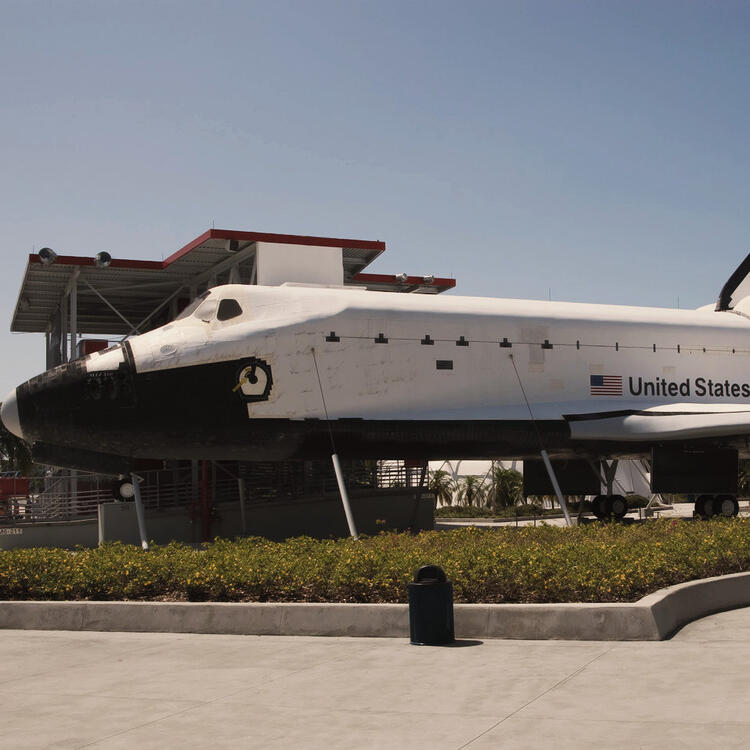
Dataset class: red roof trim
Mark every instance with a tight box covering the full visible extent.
[353,273,456,289]
[162,229,212,267]
[163,229,386,267]
[26,229,387,274]
[28,254,163,271]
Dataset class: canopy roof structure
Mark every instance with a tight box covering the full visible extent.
[10,228,455,366]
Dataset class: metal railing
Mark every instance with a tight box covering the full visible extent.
[0,460,427,525]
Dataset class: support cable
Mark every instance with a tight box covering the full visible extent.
[507,354,572,526]
[311,347,358,540]
[311,348,337,453]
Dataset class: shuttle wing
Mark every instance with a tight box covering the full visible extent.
[564,403,750,442]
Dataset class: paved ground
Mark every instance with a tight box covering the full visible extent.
[436,501,750,529]
[3,606,750,749]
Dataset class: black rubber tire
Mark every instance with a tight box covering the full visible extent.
[592,494,611,520]
[610,494,628,520]
[695,494,715,519]
[715,494,739,518]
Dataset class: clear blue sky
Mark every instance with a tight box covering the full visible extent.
[2,0,750,396]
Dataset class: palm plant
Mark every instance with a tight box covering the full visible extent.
[487,466,523,511]
[428,469,457,507]
[739,459,750,498]
[455,475,487,508]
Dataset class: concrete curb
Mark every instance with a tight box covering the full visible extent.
[1,571,749,640]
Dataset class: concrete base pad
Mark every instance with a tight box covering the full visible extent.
[2,571,750,640]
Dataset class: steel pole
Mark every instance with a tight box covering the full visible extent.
[332,453,358,540]
[541,450,572,527]
[131,474,150,551]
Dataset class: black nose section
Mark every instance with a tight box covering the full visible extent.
[0,388,23,440]
[16,358,135,448]
[16,361,89,445]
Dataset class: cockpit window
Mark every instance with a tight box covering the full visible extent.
[217,298,243,321]
[195,299,218,322]
[174,292,211,321]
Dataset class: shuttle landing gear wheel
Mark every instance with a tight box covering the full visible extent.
[592,495,611,520]
[715,495,739,518]
[695,495,716,519]
[610,494,628,520]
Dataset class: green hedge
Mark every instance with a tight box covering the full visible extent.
[435,505,496,518]
[1,519,750,603]
[435,503,550,518]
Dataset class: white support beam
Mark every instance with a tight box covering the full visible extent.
[69,268,79,359]
[60,293,68,363]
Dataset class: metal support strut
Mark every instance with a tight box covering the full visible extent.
[332,453,358,540]
[541,450,572,527]
[311,346,359,541]
[602,460,619,495]
[506,353,572,527]
[131,474,149,551]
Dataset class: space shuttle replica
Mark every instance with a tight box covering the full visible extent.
[3,236,750,521]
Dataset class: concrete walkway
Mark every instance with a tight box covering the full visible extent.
[435,501,750,529]
[3,607,750,748]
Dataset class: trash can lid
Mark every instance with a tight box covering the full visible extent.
[413,564,447,583]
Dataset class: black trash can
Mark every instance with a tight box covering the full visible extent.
[408,564,455,645]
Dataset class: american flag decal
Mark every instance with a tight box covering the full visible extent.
[590,375,623,396]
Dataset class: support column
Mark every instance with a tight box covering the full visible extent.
[409,462,428,534]
[238,478,247,535]
[69,269,79,360]
[541,450,572,526]
[60,294,68,363]
[332,454,358,539]
[70,469,78,518]
[191,460,199,499]
[48,311,62,368]
[131,474,150,551]
[602,460,619,495]
[201,460,210,543]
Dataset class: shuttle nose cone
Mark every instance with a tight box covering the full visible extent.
[1,389,24,441]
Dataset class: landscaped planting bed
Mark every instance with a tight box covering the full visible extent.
[1,519,749,603]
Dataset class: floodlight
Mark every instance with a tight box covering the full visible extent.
[423,274,434,285]
[396,272,408,283]
[38,247,57,265]
[118,481,135,499]
[95,251,112,268]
